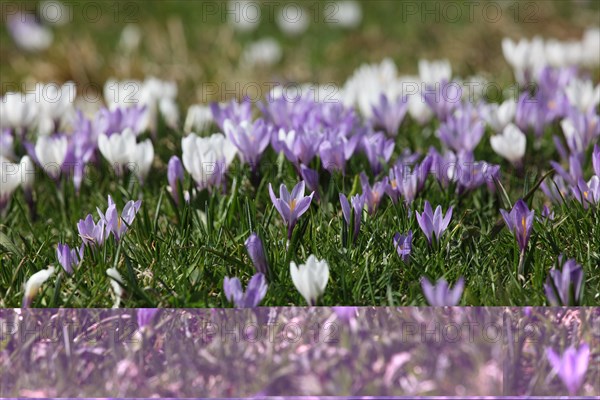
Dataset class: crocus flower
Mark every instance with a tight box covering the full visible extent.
[128,139,154,183]
[593,144,600,177]
[95,105,147,137]
[77,214,106,246]
[360,173,388,215]
[167,155,185,205]
[184,104,213,133]
[106,267,124,308]
[98,128,136,175]
[7,12,53,52]
[224,118,271,170]
[500,199,534,253]
[137,309,159,329]
[541,205,555,221]
[35,135,68,180]
[0,156,22,211]
[210,98,252,130]
[268,180,314,239]
[490,123,526,165]
[564,77,600,113]
[546,344,590,396]
[360,131,394,174]
[420,277,464,306]
[22,266,55,308]
[290,254,329,306]
[571,176,599,209]
[371,94,408,136]
[98,195,142,241]
[544,256,584,306]
[393,231,412,262]
[181,133,237,191]
[245,233,269,275]
[481,99,516,133]
[339,193,365,242]
[223,273,268,308]
[56,243,84,275]
[415,201,453,245]
[437,104,485,154]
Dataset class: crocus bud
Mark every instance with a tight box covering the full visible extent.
[245,232,268,275]
[167,155,184,205]
[22,266,55,308]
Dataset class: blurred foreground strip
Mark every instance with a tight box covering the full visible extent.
[0,308,598,398]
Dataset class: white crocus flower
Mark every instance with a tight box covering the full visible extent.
[276,5,309,36]
[106,268,124,308]
[328,1,362,29]
[184,105,213,134]
[98,128,137,174]
[20,155,35,193]
[181,133,237,190]
[0,156,22,210]
[490,123,526,165]
[241,38,282,68]
[290,255,330,306]
[128,139,154,183]
[228,0,261,33]
[407,94,433,125]
[0,92,38,132]
[22,266,55,307]
[35,135,67,179]
[564,78,600,113]
[418,59,452,85]
[35,82,76,136]
[7,13,53,52]
[483,100,517,133]
[158,97,179,130]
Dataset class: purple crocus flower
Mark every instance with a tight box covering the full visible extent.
[339,193,365,243]
[359,173,388,215]
[223,273,268,308]
[544,255,584,306]
[420,277,464,306]
[423,81,462,121]
[437,103,485,154]
[393,231,412,262]
[360,131,394,174]
[571,176,599,209]
[98,195,142,241]
[137,309,159,329]
[224,118,271,170]
[268,181,314,239]
[95,105,147,137]
[371,94,408,136]
[415,201,453,245]
[593,144,600,177]
[56,243,84,275]
[245,232,269,275]
[273,128,322,166]
[540,205,555,221]
[167,155,185,205]
[299,164,319,196]
[319,138,351,174]
[77,214,105,246]
[500,199,534,253]
[546,344,590,396]
[332,306,358,324]
[210,98,252,130]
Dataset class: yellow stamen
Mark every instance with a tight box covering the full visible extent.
[521,216,527,236]
[290,199,297,211]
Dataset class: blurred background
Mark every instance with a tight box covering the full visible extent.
[1,0,599,106]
